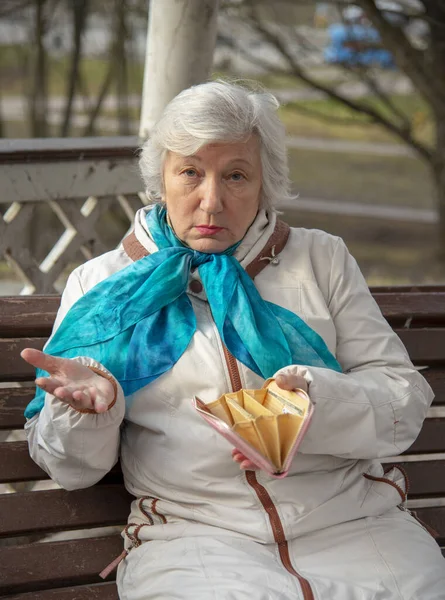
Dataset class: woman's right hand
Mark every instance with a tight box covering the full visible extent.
[21,348,115,413]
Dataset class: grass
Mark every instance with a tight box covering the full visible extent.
[288,147,434,209]
[279,94,433,146]
[282,209,445,285]
[0,45,145,98]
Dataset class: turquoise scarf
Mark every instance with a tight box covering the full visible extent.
[25,205,341,418]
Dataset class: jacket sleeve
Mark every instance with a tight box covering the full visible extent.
[275,238,434,460]
[25,270,125,490]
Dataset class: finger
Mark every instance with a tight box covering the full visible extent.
[239,459,259,470]
[91,387,109,414]
[72,389,94,406]
[53,386,75,403]
[232,450,248,463]
[232,453,245,464]
[35,377,64,394]
[275,373,308,393]
[21,348,64,376]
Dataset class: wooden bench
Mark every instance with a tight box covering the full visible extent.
[1,289,444,598]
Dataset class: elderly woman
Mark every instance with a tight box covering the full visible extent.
[22,81,444,599]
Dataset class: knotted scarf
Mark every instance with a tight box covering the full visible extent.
[25,205,341,418]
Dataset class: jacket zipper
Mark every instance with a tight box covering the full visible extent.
[222,343,242,392]
[222,344,314,600]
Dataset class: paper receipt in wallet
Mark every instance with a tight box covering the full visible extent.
[192,378,313,478]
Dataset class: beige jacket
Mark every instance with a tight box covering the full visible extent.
[26,207,433,548]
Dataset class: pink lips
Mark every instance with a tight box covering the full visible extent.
[195,226,224,235]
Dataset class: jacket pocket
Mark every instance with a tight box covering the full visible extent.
[363,464,408,504]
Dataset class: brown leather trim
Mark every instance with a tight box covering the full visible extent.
[138,498,155,525]
[121,218,291,281]
[139,496,168,525]
[222,344,243,392]
[363,466,407,503]
[384,463,410,496]
[122,231,149,261]
[73,366,118,414]
[222,347,314,599]
[245,471,314,600]
[245,219,290,279]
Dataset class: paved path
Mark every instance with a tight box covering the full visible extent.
[286,136,414,156]
[279,196,436,223]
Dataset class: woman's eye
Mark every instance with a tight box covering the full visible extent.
[230,172,244,181]
[182,169,197,177]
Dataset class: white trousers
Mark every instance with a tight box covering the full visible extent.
[117,508,445,599]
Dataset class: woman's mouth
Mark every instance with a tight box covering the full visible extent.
[195,225,224,235]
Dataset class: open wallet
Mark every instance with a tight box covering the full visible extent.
[193,378,313,478]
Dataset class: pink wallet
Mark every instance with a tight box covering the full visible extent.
[193,378,313,478]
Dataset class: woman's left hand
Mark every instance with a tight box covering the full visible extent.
[232,372,309,470]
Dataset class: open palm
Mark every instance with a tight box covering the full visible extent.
[21,348,115,413]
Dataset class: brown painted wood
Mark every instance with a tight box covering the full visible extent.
[401,461,445,497]
[373,291,445,323]
[370,286,445,293]
[0,338,46,381]
[5,583,118,600]
[423,368,445,406]
[0,535,124,595]
[0,485,133,538]
[0,136,139,164]
[0,296,60,337]
[0,442,49,483]
[414,506,445,543]
[394,329,445,364]
[0,442,124,485]
[404,419,445,454]
[0,387,35,429]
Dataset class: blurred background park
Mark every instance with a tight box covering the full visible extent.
[1,0,445,294]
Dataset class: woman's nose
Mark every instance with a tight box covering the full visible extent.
[200,177,223,214]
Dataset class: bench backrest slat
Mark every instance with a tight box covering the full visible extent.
[0,338,46,381]
[0,486,132,538]
[3,582,119,600]
[0,535,123,596]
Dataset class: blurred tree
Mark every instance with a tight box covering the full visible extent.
[60,0,90,136]
[223,0,445,254]
[29,0,50,136]
[115,0,130,135]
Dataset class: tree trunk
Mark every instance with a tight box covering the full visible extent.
[432,115,445,258]
[0,94,4,138]
[139,0,220,139]
[83,62,114,136]
[29,0,48,137]
[115,0,130,135]
[60,0,89,137]
[424,2,445,257]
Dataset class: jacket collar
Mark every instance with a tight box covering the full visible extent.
[123,206,289,279]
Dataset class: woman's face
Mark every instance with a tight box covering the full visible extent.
[162,137,262,253]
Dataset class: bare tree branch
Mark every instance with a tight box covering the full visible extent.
[349,66,411,131]
[356,0,445,111]
[283,102,374,127]
[243,9,432,162]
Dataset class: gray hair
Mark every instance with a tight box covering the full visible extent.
[139,80,291,209]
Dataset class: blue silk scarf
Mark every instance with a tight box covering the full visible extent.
[25,205,341,418]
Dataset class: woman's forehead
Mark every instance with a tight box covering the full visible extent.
[168,137,261,165]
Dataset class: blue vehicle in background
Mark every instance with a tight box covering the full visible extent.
[324,23,395,68]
